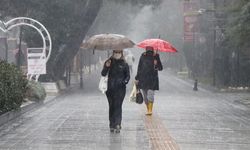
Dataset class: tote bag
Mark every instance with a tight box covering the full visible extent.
[98,75,108,94]
[129,83,137,102]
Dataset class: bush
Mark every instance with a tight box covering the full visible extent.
[26,80,46,102]
[0,61,27,115]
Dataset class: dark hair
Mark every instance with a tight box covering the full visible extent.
[146,46,154,51]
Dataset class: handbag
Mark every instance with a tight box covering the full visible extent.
[136,88,143,104]
[98,75,108,94]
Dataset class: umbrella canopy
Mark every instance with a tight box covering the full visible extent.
[137,39,177,53]
[81,34,135,50]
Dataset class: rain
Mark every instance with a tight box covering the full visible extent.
[0,0,250,149]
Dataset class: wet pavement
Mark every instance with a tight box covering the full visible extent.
[0,70,250,150]
[156,71,250,150]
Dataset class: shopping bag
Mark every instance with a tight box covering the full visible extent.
[98,75,108,94]
[129,84,137,102]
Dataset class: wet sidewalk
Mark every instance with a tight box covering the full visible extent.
[155,70,250,150]
[0,92,150,150]
[0,70,152,150]
[0,70,250,150]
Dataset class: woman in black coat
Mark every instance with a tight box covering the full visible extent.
[135,46,163,115]
[101,49,130,133]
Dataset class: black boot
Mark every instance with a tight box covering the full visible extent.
[110,128,115,133]
[114,125,121,133]
[110,123,115,133]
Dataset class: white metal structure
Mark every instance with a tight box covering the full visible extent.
[0,17,52,81]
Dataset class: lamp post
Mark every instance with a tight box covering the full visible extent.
[185,7,220,86]
[196,8,218,86]
[183,9,199,80]
[80,48,83,89]
[17,26,23,69]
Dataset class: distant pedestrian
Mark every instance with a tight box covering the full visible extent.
[135,46,163,115]
[124,50,135,73]
[101,49,130,133]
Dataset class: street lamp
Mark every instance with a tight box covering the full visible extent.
[196,8,218,86]
[184,7,222,86]
[197,8,206,15]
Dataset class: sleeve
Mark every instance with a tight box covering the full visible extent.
[123,63,130,84]
[101,59,110,76]
[155,54,163,71]
[135,55,143,80]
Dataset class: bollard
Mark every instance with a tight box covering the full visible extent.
[193,79,198,91]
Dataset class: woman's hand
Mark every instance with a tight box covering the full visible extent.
[154,60,158,65]
[105,59,111,67]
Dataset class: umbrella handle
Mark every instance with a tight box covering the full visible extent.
[107,50,110,58]
[158,35,160,53]
[92,46,96,55]
[154,49,158,56]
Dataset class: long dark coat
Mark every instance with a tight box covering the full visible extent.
[135,52,163,90]
[101,58,130,90]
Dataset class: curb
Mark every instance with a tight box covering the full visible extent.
[180,76,219,92]
[167,69,250,94]
[0,85,74,127]
[0,95,57,127]
[163,69,218,92]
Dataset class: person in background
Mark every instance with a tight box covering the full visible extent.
[124,50,135,74]
[101,49,130,133]
[135,46,163,115]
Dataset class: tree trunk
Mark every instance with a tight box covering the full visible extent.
[50,0,103,80]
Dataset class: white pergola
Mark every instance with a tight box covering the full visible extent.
[0,17,52,81]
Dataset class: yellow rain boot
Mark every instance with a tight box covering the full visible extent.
[145,103,149,115]
[146,102,153,115]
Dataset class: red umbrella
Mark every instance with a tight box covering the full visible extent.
[137,39,177,53]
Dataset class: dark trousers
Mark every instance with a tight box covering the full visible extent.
[106,87,126,128]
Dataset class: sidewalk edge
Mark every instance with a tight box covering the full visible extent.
[0,93,60,127]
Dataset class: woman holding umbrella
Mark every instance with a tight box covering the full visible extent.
[135,46,163,115]
[135,38,177,115]
[83,33,134,132]
[101,49,130,133]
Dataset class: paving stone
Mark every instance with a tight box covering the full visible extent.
[1,70,250,150]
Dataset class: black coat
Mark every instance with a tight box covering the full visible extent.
[101,58,130,90]
[135,53,163,90]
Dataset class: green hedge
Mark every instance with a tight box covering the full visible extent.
[0,61,27,115]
